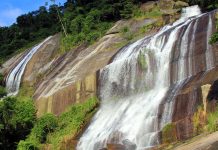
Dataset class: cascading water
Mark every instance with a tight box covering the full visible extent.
[6,37,51,96]
[77,6,215,150]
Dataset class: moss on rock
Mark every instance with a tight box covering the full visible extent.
[162,123,177,144]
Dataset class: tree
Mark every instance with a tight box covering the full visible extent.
[0,97,36,150]
[50,0,68,37]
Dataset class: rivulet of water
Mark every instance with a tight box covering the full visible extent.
[6,37,51,96]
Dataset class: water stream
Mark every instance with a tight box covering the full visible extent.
[6,37,51,96]
[77,6,214,150]
[77,6,215,150]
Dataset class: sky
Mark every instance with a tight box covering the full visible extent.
[0,0,66,27]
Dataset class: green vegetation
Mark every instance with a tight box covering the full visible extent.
[162,123,177,144]
[0,5,61,62]
[193,105,205,135]
[210,17,218,44]
[0,87,7,98]
[17,84,35,100]
[18,97,99,150]
[120,26,134,41]
[0,0,149,58]
[0,0,217,59]
[59,0,138,53]
[210,33,218,44]
[0,73,7,98]
[133,6,162,19]
[188,0,218,11]
[140,24,153,34]
[0,97,36,150]
[207,107,218,132]
[18,113,58,149]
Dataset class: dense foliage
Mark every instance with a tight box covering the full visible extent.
[18,114,58,150]
[0,97,36,150]
[0,0,218,58]
[0,5,61,62]
[18,97,99,150]
[0,0,147,59]
[188,0,218,10]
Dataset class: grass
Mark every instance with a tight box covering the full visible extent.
[207,107,218,132]
[133,6,162,20]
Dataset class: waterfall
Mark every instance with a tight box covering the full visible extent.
[77,6,214,150]
[6,37,51,96]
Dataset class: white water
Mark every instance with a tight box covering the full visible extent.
[77,6,213,150]
[6,37,51,96]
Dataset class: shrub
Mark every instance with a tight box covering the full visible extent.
[210,32,218,44]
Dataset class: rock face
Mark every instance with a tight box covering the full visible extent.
[34,34,125,116]
[3,13,158,116]
[1,35,60,85]
[0,52,25,76]
[23,34,60,85]
[34,18,156,116]
[170,11,218,140]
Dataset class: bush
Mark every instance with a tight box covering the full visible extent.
[210,32,218,44]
